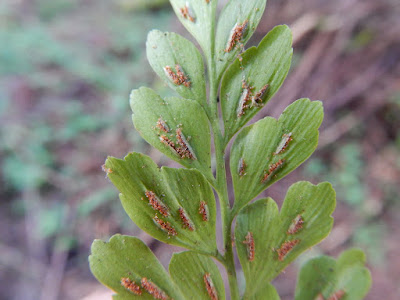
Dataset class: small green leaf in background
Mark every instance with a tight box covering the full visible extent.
[131,87,213,180]
[221,25,293,141]
[168,0,217,55]
[146,30,207,106]
[235,181,336,297]
[89,235,184,300]
[104,152,217,254]
[215,0,267,80]
[295,249,372,300]
[231,99,323,212]
[170,251,226,299]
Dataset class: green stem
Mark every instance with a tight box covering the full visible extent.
[214,133,239,300]
[207,57,240,300]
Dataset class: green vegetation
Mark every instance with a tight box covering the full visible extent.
[89,1,371,299]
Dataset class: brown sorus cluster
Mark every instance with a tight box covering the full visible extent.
[276,239,300,261]
[178,207,194,231]
[160,129,196,160]
[203,273,218,300]
[273,133,293,155]
[251,84,269,107]
[175,65,191,87]
[261,159,285,183]
[160,135,182,157]
[160,135,177,151]
[205,0,211,3]
[164,65,175,82]
[199,201,209,221]
[156,117,170,133]
[153,216,177,236]
[327,290,346,300]
[180,5,195,22]
[237,80,254,117]
[287,214,304,235]
[164,65,191,87]
[145,191,169,217]
[225,20,249,52]
[176,128,196,159]
[101,164,112,174]
[121,277,142,295]
[238,81,270,116]
[238,157,247,177]
[242,232,255,261]
[141,278,169,300]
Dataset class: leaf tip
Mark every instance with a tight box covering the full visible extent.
[276,24,293,41]
[147,29,162,40]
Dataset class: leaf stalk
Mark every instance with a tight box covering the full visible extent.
[207,47,240,300]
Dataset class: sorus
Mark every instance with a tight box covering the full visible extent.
[261,159,285,183]
[287,214,304,235]
[178,207,194,231]
[153,215,177,236]
[225,20,249,53]
[163,65,191,87]
[120,277,142,295]
[156,117,170,133]
[238,157,247,177]
[145,191,169,217]
[242,232,255,262]
[237,79,253,117]
[276,239,300,261]
[176,128,196,160]
[160,135,181,157]
[175,65,191,87]
[180,3,195,22]
[199,201,209,221]
[203,273,218,300]
[273,133,293,155]
[251,84,269,107]
[141,278,169,300]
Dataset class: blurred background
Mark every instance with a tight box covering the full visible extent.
[0,0,399,299]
